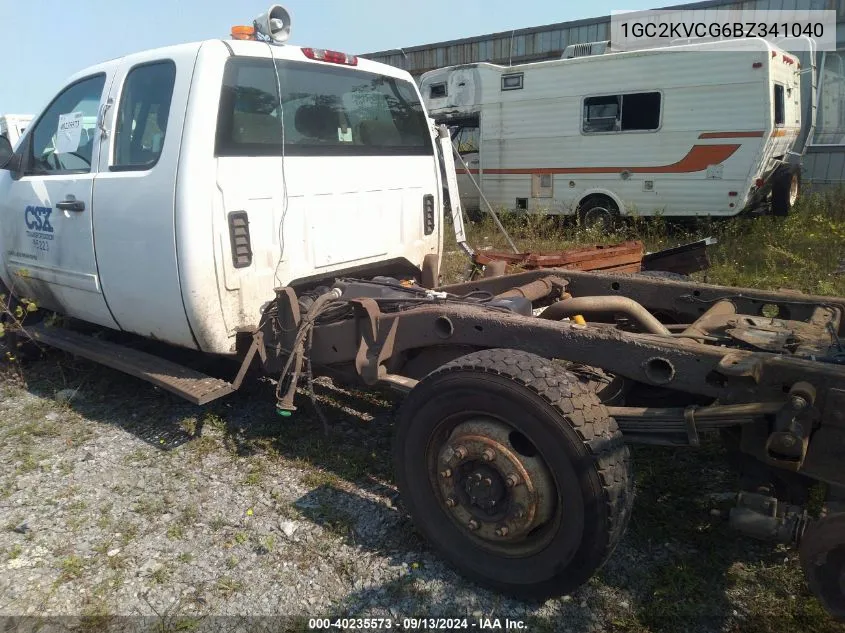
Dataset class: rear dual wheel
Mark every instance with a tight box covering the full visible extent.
[393,349,633,598]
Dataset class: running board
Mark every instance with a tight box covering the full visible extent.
[22,324,264,406]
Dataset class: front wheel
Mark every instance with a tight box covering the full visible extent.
[393,349,633,599]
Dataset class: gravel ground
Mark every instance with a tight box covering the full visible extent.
[0,348,842,633]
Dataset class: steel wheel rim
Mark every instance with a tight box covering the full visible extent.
[428,415,560,557]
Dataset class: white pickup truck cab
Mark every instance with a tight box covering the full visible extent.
[0,17,442,355]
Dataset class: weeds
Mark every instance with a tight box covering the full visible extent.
[446,192,845,297]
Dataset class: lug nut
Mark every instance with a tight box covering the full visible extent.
[453,445,468,460]
[483,477,492,486]
[440,469,452,479]
[445,497,457,508]
[495,526,509,537]
[506,474,521,488]
[790,396,808,411]
[467,519,479,531]
[482,448,496,462]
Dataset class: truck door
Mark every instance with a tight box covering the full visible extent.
[92,48,198,348]
[0,72,119,328]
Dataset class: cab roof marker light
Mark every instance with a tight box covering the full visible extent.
[302,48,358,66]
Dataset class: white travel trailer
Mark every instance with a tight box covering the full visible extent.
[420,38,804,226]
[0,114,33,148]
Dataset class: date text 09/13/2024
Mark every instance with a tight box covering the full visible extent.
[307,617,528,630]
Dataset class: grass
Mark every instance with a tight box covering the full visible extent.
[59,555,85,581]
[444,191,845,296]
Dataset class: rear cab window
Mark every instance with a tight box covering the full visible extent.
[215,57,433,157]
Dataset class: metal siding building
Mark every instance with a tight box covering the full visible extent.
[362,0,845,191]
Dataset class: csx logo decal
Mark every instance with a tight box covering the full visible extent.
[25,206,54,233]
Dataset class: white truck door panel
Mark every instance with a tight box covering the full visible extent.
[93,47,200,348]
[0,73,119,327]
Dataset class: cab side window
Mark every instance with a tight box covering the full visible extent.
[113,61,176,171]
[27,74,106,175]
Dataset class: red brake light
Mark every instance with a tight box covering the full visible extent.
[755,178,764,188]
[752,62,763,69]
[302,47,358,66]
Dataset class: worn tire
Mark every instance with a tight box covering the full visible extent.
[771,171,800,217]
[559,361,629,406]
[393,349,633,599]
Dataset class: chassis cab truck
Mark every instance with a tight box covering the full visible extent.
[1,9,845,619]
[0,18,441,354]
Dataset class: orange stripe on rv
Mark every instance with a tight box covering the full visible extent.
[698,131,765,139]
[465,144,742,176]
[770,129,798,138]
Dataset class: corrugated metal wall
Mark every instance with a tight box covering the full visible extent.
[362,0,845,191]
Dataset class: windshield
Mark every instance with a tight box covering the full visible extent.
[216,57,433,157]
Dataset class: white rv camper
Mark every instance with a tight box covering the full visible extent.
[0,114,33,148]
[420,38,803,225]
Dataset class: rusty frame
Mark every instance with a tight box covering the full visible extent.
[259,268,845,488]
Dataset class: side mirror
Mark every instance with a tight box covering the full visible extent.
[0,135,13,170]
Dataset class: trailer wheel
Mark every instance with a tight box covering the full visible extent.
[578,196,619,232]
[393,349,633,599]
[800,513,845,621]
[771,171,800,217]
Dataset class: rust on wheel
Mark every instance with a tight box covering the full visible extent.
[434,419,556,549]
[394,349,633,599]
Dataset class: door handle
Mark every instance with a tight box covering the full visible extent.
[56,197,85,212]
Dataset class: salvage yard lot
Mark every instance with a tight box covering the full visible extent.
[2,194,845,633]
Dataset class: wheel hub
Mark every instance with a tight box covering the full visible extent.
[436,419,555,545]
[463,465,506,512]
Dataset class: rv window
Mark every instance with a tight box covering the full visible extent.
[429,83,447,99]
[583,96,620,133]
[501,74,524,91]
[583,92,661,133]
[620,92,661,131]
[774,84,785,126]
